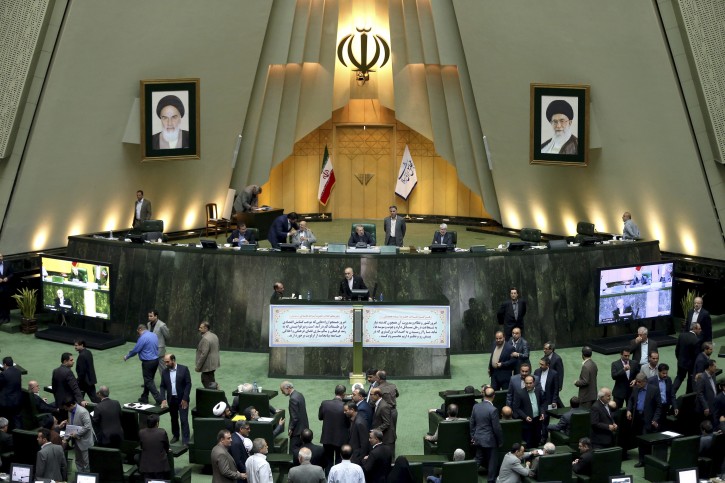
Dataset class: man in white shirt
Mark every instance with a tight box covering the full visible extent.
[245,437,273,483]
[621,212,641,240]
[328,444,365,483]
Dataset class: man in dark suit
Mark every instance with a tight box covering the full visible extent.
[369,388,396,455]
[543,341,565,407]
[648,363,677,429]
[509,327,530,374]
[348,224,376,247]
[513,375,546,448]
[227,222,256,246]
[497,287,527,339]
[470,386,503,483]
[0,253,13,323]
[160,353,192,445]
[74,340,100,403]
[383,205,406,246]
[53,289,74,314]
[267,212,299,249]
[230,420,252,480]
[138,413,171,480]
[629,326,658,367]
[292,428,326,468]
[611,349,638,409]
[431,223,455,247]
[627,373,662,467]
[132,190,152,228]
[612,298,634,322]
[0,357,22,429]
[344,402,370,465]
[574,347,598,409]
[589,387,617,449]
[351,388,373,430]
[674,322,701,395]
[281,380,309,455]
[506,363,535,407]
[318,384,348,468]
[489,331,516,390]
[693,341,714,380]
[548,396,584,435]
[51,352,86,410]
[685,296,712,343]
[534,357,559,442]
[35,428,66,482]
[91,385,123,448]
[362,429,393,483]
[339,267,368,300]
[27,380,58,427]
[695,359,718,424]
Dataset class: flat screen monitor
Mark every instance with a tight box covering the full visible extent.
[676,468,698,483]
[350,289,369,301]
[609,476,633,483]
[9,463,33,482]
[596,261,674,326]
[200,239,218,249]
[279,243,297,252]
[76,473,100,483]
[41,255,112,321]
[429,244,449,253]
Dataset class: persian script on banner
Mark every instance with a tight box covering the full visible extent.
[363,306,450,348]
[269,305,353,347]
[394,144,418,200]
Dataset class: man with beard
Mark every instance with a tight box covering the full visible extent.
[132,190,152,228]
[151,94,190,150]
[540,99,578,155]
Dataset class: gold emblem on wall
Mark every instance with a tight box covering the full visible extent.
[337,27,390,85]
[354,173,375,185]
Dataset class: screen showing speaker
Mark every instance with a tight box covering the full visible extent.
[596,261,673,326]
[40,255,112,321]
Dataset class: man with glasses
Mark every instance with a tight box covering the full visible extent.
[540,99,578,155]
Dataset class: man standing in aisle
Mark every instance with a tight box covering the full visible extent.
[383,205,406,246]
[123,324,162,404]
[74,340,100,403]
[497,287,527,339]
[470,385,502,483]
[195,321,220,388]
[147,309,170,373]
[281,381,309,455]
[574,346,598,409]
[160,354,192,446]
[132,190,152,228]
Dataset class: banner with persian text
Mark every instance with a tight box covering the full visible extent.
[269,305,354,347]
[363,306,450,348]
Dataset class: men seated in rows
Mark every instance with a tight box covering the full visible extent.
[547,397,583,435]
[348,224,375,247]
[227,223,256,246]
[291,220,317,249]
[571,437,593,476]
[489,331,516,390]
[512,375,546,448]
[627,373,662,467]
[424,404,464,443]
[289,446,326,482]
[344,402,370,465]
[328,444,365,483]
[611,348,638,409]
[431,223,454,247]
[362,429,392,483]
[241,405,285,437]
[369,388,396,454]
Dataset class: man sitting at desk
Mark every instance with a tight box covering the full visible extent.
[54,289,74,313]
[612,299,633,321]
[291,221,317,249]
[227,223,256,246]
[432,223,454,247]
[348,225,375,247]
[339,267,367,300]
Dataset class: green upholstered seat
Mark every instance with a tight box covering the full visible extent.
[9,429,40,465]
[440,460,478,481]
[423,419,471,459]
[191,387,227,418]
[88,446,138,483]
[249,409,288,453]
[350,223,377,244]
[550,411,591,451]
[235,391,270,416]
[497,419,524,465]
[575,447,622,483]
[187,417,228,466]
[524,452,574,483]
[643,435,700,482]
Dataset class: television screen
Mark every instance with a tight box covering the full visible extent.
[596,261,673,326]
[76,473,99,483]
[676,468,698,483]
[40,255,111,321]
[9,463,32,482]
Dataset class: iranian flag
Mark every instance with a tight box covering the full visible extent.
[317,145,336,205]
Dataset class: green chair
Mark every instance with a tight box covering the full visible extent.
[492,390,507,412]
[497,419,524,466]
[643,435,700,482]
[267,453,294,483]
[440,460,478,481]
[168,451,193,483]
[19,388,50,430]
[428,410,444,435]
[423,419,471,459]
[9,429,40,465]
[236,391,271,416]
[88,446,138,483]
[188,417,228,466]
[350,223,377,244]
[249,409,288,453]
[408,461,423,482]
[439,392,477,418]
[550,411,591,451]
[575,447,622,483]
[246,227,260,243]
[120,408,140,463]
[191,387,227,418]
[524,452,574,483]
[669,393,698,436]
[699,431,725,478]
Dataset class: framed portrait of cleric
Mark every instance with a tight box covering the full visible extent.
[140,78,200,161]
[530,83,589,166]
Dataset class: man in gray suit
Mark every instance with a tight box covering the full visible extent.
[234,185,262,213]
[470,385,503,483]
[35,428,66,481]
[498,443,534,483]
[195,321,220,388]
[62,399,94,472]
[132,190,152,228]
[383,205,406,246]
[574,346,598,409]
[147,309,170,372]
[288,447,326,483]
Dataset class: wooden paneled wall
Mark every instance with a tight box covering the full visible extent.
[259,100,489,218]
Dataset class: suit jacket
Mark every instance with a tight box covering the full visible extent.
[509,336,530,371]
[318,397,348,447]
[629,338,658,366]
[132,198,152,226]
[92,397,124,447]
[75,348,97,386]
[227,229,257,246]
[339,275,367,300]
[35,442,67,481]
[627,383,661,432]
[160,363,192,402]
[356,400,373,431]
[235,185,259,213]
[348,231,375,247]
[431,232,454,246]
[498,451,532,483]
[470,400,502,448]
[196,331,220,372]
[139,426,170,473]
[288,463,326,483]
[541,134,578,155]
[32,391,58,414]
[506,374,539,407]
[513,386,545,421]
[289,390,309,437]
[383,216,406,246]
[572,449,593,475]
[69,404,95,450]
[547,352,565,396]
[230,431,250,476]
[0,365,22,409]
[648,376,677,413]
[695,371,717,415]
[497,299,527,334]
[51,364,84,405]
[575,359,598,403]
[362,443,393,483]
[348,415,370,464]
[686,308,712,342]
[212,443,243,483]
[293,442,326,468]
[148,319,170,355]
[376,381,398,408]
[589,400,615,447]
[268,214,297,248]
[548,408,587,435]
[693,352,710,377]
[489,342,517,388]
[533,368,559,407]
[612,306,634,321]
[290,229,316,248]
[610,358,639,404]
[675,331,700,370]
[371,398,396,444]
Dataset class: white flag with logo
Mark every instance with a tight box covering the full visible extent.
[395,144,418,200]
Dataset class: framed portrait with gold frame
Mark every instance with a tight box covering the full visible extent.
[530,83,589,166]
[140,78,200,161]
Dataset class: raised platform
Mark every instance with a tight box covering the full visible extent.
[35,324,126,350]
[589,329,677,355]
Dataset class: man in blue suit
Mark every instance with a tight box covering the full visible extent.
[471,386,503,483]
[160,353,192,446]
[267,212,299,248]
[351,387,373,430]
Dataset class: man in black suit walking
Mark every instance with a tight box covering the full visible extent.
[685,297,712,343]
[159,353,192,445]
[362,429,393,483]
[281,380,309,455]
[497,287,527,339]
[92,385,124,448]
[74,340,100,403]
[344,402,370,465]
[674,323,701,395]
[318,384,348,469]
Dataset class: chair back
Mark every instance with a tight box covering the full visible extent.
[535,452,574,483]
[19,389,44,429]
[589,447,623,483]
[10,429,40,465]
[672,393,698,435]
[568,411,592,447]
[206,203,218,221]
[449,231,458,245]
[193,388,226,418]
[120,408,141,463]
[236,391,270,416]
[441,392,477,418]
[88,446,126,483]
[440,460,478,481]
[492,390,507,412]
[498,419,523,463]
[188,418,228,465]
[520,228,542,243]
[434,420,471,459]
[667,436,700,473]
[246,227,260,241]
